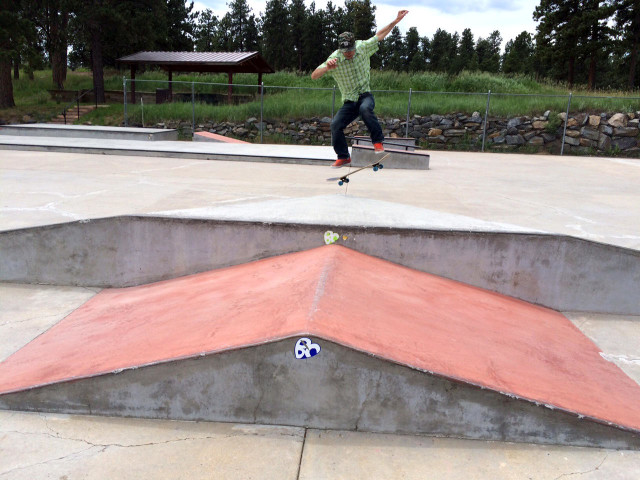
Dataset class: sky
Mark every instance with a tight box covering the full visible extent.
[192,0,540,47]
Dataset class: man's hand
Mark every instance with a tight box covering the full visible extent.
[326,58,338,71]
[396,10,409,22]
[376,10,409,41]
[311,58,338,80]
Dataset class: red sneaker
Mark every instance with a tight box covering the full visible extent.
[373,142,385,154]
[331,157,351,168]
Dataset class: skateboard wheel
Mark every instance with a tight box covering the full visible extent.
[345,178,350,183]
[379,164,384,169]
[338,180,344,186]
[373,166,378,172]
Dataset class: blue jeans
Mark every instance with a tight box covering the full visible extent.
[331,92,384,159]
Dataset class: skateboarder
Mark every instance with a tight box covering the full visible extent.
[311,10,409,168]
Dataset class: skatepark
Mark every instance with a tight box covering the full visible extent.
[1,124,640,478]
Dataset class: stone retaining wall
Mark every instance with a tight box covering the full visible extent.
[163,110,640,156]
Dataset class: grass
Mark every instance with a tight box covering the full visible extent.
[3,68,640,127]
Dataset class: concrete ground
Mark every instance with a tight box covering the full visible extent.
[1,147,640,478]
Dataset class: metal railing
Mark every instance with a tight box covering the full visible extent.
[122,77,640,155]
[60,88,97,125]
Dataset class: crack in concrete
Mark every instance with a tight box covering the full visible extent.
[354,370,382,432]
[553,453,609,480]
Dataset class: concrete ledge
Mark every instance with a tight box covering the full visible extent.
[193,131,250,143]
[351,145,430,169]
[1,216,639,314]
[0,124,178,141]
[1,338,638,449]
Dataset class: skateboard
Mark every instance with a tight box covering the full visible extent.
[326,153,390,186]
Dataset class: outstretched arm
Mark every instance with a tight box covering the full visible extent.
[376,10,409,41]
[311,58,338,80]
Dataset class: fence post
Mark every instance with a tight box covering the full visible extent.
[141,97,144,127]
[260,82,265,144]
[405,88,412,138]
[191,81,195,135]
[331,86,336,119]
[560,92,573,156]
[481,90,491,152]
[123,77,128,127]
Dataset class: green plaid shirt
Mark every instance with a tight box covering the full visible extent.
[320,36,379,103]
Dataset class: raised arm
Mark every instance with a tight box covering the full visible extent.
[376,10,409,41]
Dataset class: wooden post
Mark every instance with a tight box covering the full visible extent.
[228,72,233,104]
[130,65,136,104]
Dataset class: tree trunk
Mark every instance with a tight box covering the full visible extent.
[50,9,69,89]
[91,28,105,104]
[587,54,596,90]
[0,58,16,108]
[567,56,575,89]
[13,56,19,80]
[629,10,640,89]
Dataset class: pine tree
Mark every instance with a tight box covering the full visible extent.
[613,0,640,89]
[262,0,290,69]
[455,28,477,73]
[430,29,455,73]
[502,31,534,75]
[194,9,219,52]
[405,27,423,72]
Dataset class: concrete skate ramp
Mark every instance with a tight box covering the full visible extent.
[1,246,639,449]
[0,124,178,141]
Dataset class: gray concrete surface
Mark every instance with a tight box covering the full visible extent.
[2,214,639,313]
[3,337,638,449]
[2,145,640,477]
[0,284,639,477]
[0,124,178,141]
[1,149,638,250]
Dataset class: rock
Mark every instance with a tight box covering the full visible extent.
[588,115,601,127]
[613,127,639,137]
[564,136,580,146]
[565,130,580,138]
[543,110,551,119]
[580,127,600,141]
[443,129,466,137]
[612,137,637,150]
[608,113,627,127]
[528,136,545,146]
[320,116,332,124]
[600,125,614,136]
[542,133,556,142]
[428,128,443,137]
[532,121,548,129]
[580,138,597,148]
[567,118,579,127]
[506,134,525,145]
[507,117,522,128]
[558,112,567,121]
[246,117,258,123]
[598,135,611,151]
[492,136,506,144]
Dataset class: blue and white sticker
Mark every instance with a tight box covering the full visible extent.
[295,337,321,359]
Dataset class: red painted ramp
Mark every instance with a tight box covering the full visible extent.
[1,245,640,434]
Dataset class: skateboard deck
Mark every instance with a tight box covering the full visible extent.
[327,153,391,186]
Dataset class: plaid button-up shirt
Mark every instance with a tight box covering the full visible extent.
[319,36,379,103]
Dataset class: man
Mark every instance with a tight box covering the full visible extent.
[312,10,409,168]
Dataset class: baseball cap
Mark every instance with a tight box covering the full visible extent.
[338,32,355,52]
